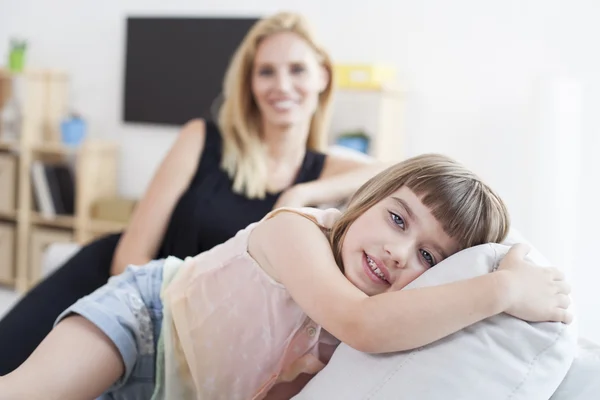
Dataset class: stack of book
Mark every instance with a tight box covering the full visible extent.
[31,160,75,218]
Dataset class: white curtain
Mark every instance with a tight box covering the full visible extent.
[527,77,599,341]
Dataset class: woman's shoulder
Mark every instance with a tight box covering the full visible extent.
[179,118,224,180]
[180,118,222,145]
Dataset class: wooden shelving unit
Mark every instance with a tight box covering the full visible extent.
[30,211,76,229]
[329,86,405,162]
[0,69,124,292]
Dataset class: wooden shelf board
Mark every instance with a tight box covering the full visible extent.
[0,209,17,221]
[336,85,403,96]
[0,278,16,287]
[0,141,19,152]
[30,212,75,229]
[2,140,118,155]
[88,219,127,234]
[30,143,77,156]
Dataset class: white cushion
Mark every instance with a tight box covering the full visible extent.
[294,234,578,400]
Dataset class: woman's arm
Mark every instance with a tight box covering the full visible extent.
[249,212,571,354]
[111,119,207,275]
[275,153,390,208]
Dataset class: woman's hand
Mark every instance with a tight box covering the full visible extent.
[498,243,573,324]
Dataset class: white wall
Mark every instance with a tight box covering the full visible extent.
[2,0,599,340]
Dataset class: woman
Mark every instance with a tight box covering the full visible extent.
[0,11,386,374]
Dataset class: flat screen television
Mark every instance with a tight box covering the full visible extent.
[122,16,258,126]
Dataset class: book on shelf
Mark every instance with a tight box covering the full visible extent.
[31,160,75,218]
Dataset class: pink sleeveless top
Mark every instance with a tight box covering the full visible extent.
[161,207,342,399]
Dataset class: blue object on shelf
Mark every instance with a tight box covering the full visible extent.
[336,134,370,154]
[61,116,86,147]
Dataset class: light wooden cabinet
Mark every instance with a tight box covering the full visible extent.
[0,69,125,292]
[0,153,17,214]
[0,222,15,285]
[329,87,404,163]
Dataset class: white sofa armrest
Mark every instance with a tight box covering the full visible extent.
[551,337,600,399]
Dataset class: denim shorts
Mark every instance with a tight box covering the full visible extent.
[55,259,165,400]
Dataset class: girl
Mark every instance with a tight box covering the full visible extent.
[0,154,572,400]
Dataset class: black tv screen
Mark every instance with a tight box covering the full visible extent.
[123,16,258,125]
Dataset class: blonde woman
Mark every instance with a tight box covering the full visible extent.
[0,154,572,399]
[0,12,386,375]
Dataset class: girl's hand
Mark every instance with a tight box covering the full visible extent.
[498,243,573,324]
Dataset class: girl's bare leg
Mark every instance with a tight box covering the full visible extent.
[0,315,124,400]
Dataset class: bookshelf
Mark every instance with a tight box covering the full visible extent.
[0,69,126,292]
[329,85,405,162]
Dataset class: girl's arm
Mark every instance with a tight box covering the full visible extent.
[249,212,572,354]
[111,119,207,275]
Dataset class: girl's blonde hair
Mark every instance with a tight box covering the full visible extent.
[329,154,511,271]
[217,12,335,199]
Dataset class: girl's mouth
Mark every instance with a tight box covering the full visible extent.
[363,252,390,285]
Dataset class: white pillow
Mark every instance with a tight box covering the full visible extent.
[294,235,578,400]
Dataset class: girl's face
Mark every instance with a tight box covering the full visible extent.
[251,31,328,130]
[342,186,460,296]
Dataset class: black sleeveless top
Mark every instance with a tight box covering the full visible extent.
[155,120,327,260]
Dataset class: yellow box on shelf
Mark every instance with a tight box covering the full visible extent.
[333,64,396,90]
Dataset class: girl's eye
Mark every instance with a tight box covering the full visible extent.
[390,212,405,229]
[420,250,436,267]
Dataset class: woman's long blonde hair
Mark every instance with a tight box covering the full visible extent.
[329,154,511,271]
[217,12,335,199]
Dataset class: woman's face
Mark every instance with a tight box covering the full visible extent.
[251,31,328,130]
[341,186,460,296]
